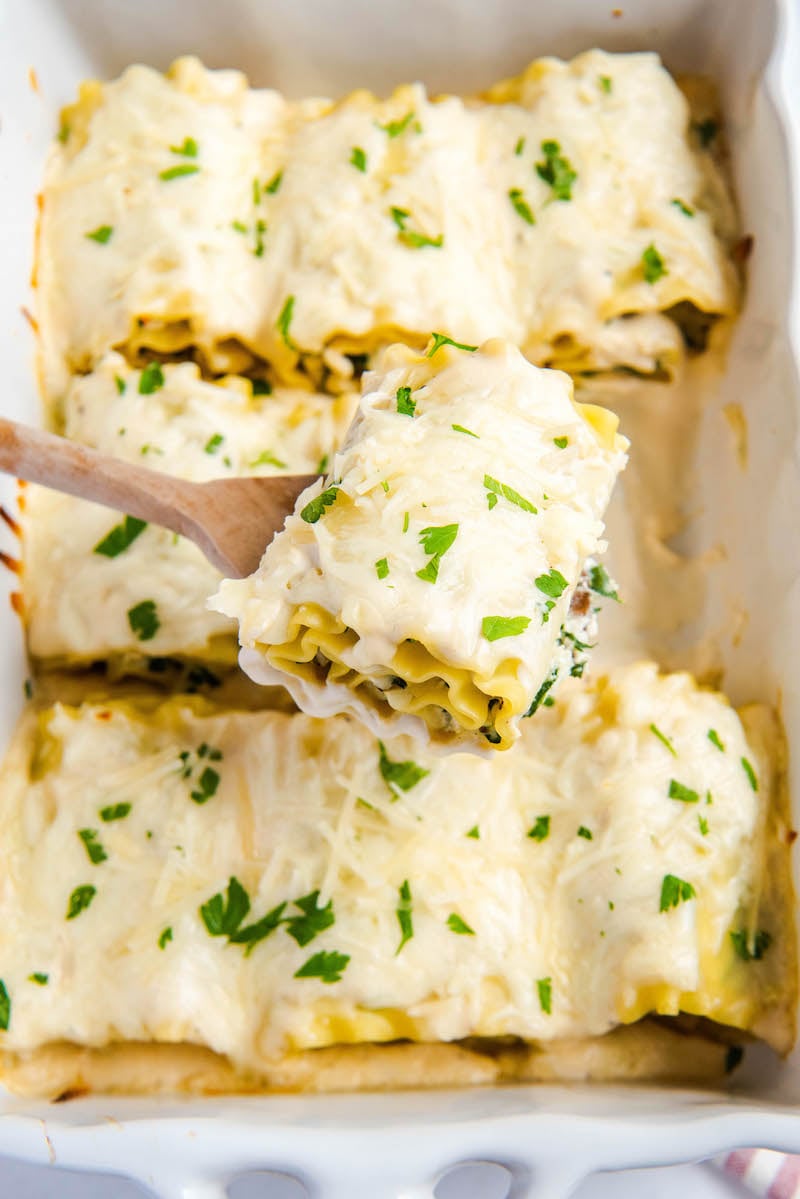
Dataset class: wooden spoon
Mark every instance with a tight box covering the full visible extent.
[0,417,319,578]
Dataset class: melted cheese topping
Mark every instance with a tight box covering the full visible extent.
[212,340,628,751]
[22,354,356,664]
[38,51,739,396]
[0,664,780,1069]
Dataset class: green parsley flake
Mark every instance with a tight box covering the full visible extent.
[253,218,267,258]
[730,929,771,961]
[741,757,758,791]
[229,903,287,955]
[537,976,552,1014]
[659,873,696,912]
[378,740,429,797]
[114,375,127,395]
[553,436,568,449]
[396,879,413,953]
[204,433,224,455]
[535,140,577,201]
[265,170,283,194]
[416,523,459,584]
[300,485,340,524]
[509,188,535,225]
[707,728,725,752]
[29,973,48,986]
[350,146,367,172]
[276,295,299,351]
[85,225,113,244]
[396,386,416,416]
[190,766,220,804]
[252,178,262,205]
[67,885,96,920]
[426,333,478,357]
[57,122,70,144]
[0,981,9,1030]
[650,723,677,757]
[78,828,108,865]
[100,802,131,822]
[158,927,173,950]
[671,197,695,217]
[535,569,568,599]
[447,913,475,936]
[642,244,667,284]
[170,136,198,157]
[402,511,410,534]
[285,890,334,947]
[127,600,160,642]
[599,75,613,94]
[514,136,526,156]
[375,557,389,580]
[294,950,350,983]
[668,779,699,804]
[525,670,558,717]
[380,480,390,493]
[200,876,251,938]
[484,474,537,514]
[250,450,287,470]
[466,826,480,839]
[251,378,272,398]
[482,614,531,641]
[389,207,443,248]
[138,363,165,395]
[378,111,414,137]
[94,516,147,558]
[452,424,479,438]
[587,563,619,601]
[390,206,409,230]
[317,454,329,474]
[527,815,550,841]
[698,815,709,836]
[577,825,593,840]
[159,164,200,181]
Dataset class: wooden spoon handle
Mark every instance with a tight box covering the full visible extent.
[0,416,198,537]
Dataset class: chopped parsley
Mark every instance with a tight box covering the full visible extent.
[190,766,220,804]
[447,913,475,935]
[158,927,173,950]
[375,557,389,580]
[484,474,537,514]
[127,600,160,642]
[294,950,350,983]
[671,197,694,217]
[577,825,593,840]
[426,333,478,357]
[642,244,667,284]
[525,669,558,717]
[527,815,550,841]
[659,874,696,912]
[67,884,96,920]
[285,890,334,947]
[698,815,709,836]
[350,146,367,172]
[741,757,758,791]
[253,218,267,258]
[481,614,531,642]
[169,136,198,157]
[466,825,480,839]
[537,977,552,1014]
[396,880,413,954]
[452,424,479,438]
[553,436,568,449]
[588,562,619,601]
[252,178,262,205]
[599,75,613,94]
[707,728,725,752]
[535,140,577,201]
[200,876,251,938]
[378,740,429,797]
[396,386,416,416]
[650,723,677,757]
[57,122,70,144]
[535,569,568,599]
[204,433,224,455]
[378,111,414,137]
[317,454,329,474]
[264,170,283,194]
[514,136,526,156]
[85,225,113,244]
[114,375,127,395]
[251,378,272,396]
[402,511,410,534]
[78,828,108,865]
[300,485,340,523]
[93,516,147,558]
[730,929,772,961]
[276,295,299,352]
[138,363,165,395]
[389,206,443,248]
[668,779,699,804]
[509,188,535,225]
[695,118,718,147]
[99,802,131,822]
[159,163,200,181]
[29,973,48,986]
[228,902,287,954]
[381,480,390,493]
[250,450,287,469]
[416,523,459,583]
[0,981,9,1030]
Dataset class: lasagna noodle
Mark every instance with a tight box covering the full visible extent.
[0,662,793,1099]
[212,340,628,751]
[37,50,739,396]
[20,354,356,668]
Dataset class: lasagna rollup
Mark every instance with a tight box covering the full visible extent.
[38,51,739,395]
[0,663,793,1098]
[213,339,628,751]
[21,354,355,669]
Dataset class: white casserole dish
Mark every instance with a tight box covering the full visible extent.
[0,0,799,1194]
